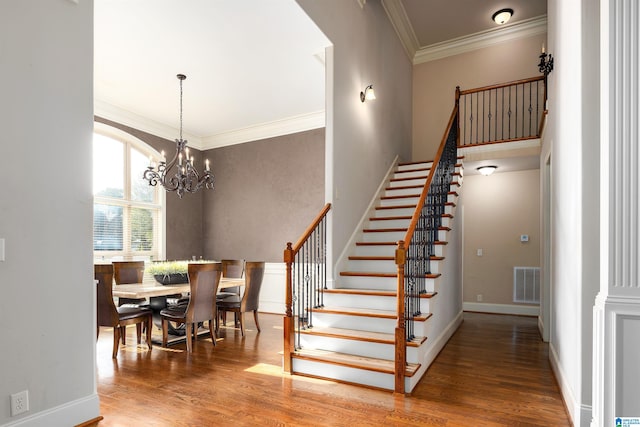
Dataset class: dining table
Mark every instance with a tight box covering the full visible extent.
[111,277,245,299]
[112,277,246,344]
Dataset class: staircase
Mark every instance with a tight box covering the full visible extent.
[289,158,463,392]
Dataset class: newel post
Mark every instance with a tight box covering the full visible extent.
[283,242,294,373]
[394,240,406,393]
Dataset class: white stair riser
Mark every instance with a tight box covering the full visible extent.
[361,231,406,242]
[373,207,416,217]
[393,170,430,179]
[346,260,397,273]
[368,219,411,229]
[352,245,396,257]
[292,358,394,390]
[396,163,432,172]
[323,293,397,310]
[340,275,438,291]
[300,334,395,360]
[309,311,433,338]
[353,244,444,258]
[380,197,419,207]
[347,259,441,274]
[385,187,423,197]
[339,275,398,290]
[311,312,396,333]
[389,178,427,188]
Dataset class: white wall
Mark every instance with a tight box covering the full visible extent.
[0,2,98,426]
[544,0,598,424]
[296,0,413,274]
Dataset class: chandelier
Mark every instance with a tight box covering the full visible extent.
[143,74,214,198]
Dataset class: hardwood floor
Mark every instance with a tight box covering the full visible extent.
[96,312,570,426]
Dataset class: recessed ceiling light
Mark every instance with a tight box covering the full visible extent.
[477,165,498,176]
[492,8,514,25]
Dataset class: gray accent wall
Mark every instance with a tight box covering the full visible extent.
[203,128,325,262]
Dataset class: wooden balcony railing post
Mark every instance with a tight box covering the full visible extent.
[394,240,406,394]
[283,242,294,373]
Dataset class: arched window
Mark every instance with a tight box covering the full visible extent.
[93,123,165,261]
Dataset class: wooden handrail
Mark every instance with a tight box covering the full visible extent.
[393,102,458,393]
[283,203,331,373]
[458,75,544,96]
[292,203,332,253]
[402,104,458,247]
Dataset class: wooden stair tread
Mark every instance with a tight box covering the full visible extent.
[348,255,444,261]
[380,194,421,200]
[369,216,412,221]
[362,226,450,233]
[292,348,420,377]
[356,241,448,246]
[310,306,433,322]
[300,326,426,347]
[340,271,441,279]
[324,288,438,299]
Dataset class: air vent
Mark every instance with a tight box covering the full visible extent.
[513,267,540,304]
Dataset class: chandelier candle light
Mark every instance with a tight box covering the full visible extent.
[143,74,214,198]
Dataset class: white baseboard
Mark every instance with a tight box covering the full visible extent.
[2,394,100,427]
[463,302,539,316]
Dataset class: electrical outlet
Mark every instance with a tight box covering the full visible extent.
[477,294,483,302]
[10,390,29,417]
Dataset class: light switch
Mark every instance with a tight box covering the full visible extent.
[0,238,5,261]
[476,248,483,256]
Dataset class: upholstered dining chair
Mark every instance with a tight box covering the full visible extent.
[95,264,152,358]
[160,262,222,353]
[216,259,245,299]
[113,261,147,307]
[216,261,265,336]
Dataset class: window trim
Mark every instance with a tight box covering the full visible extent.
[93,121,166,260]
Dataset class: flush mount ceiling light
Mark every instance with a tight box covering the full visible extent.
[143,74,215,198]
[492,8,513,25]
[360,84,376,102]
[477,165,498,176]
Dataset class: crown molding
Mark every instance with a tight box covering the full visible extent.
[95,99,325,152]
[201,111,325,150]
[414,15,547,64]
[94,99,205,150]
[382,0,419,61]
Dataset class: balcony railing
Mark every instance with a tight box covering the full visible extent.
[458,76,546,147]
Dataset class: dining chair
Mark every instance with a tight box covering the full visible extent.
[216,261,265,336]
[216,259,245,299]
[95,264,153,358]
[160,262,222,352]
[113,261,147,307]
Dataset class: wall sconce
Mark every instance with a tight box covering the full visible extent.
[360,85,376,102]
[477,165,497,176]
[492,8,513,25]
[538,44,554,76]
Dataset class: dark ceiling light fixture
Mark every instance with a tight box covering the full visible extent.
[143,74,214,198]
[477,165,498,176]
[492,8,514,25]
